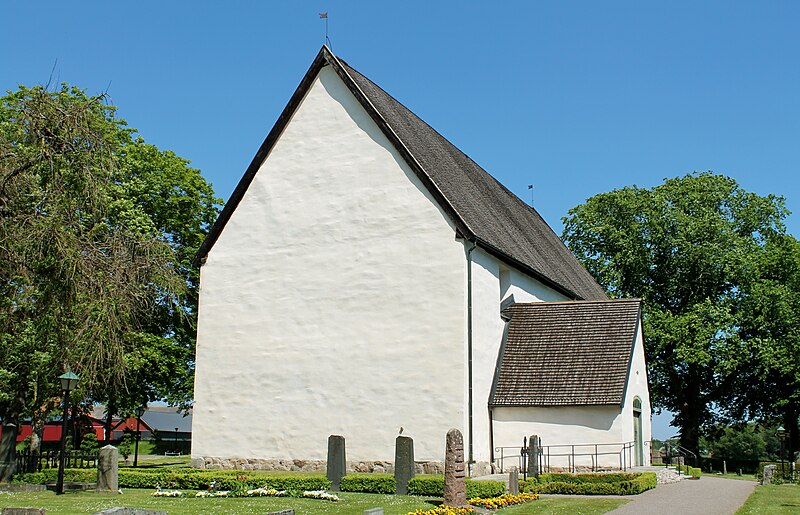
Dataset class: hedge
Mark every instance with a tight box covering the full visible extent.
[339,474,395,494]
[406,476,505,498]
[519,472,656,495]
[14,468,331,492]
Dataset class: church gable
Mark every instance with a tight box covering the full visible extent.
[196,46,606,302]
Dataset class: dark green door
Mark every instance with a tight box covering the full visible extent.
[633,397,643,466]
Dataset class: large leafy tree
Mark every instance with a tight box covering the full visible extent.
[732,234,800,459]
[0,84,220,457]
[562,172,787,456]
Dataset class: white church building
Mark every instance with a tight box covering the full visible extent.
[191,46,651,474]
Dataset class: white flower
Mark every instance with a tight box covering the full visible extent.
[302,490,340,501]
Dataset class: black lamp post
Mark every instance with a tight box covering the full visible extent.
[174,427,179,454]
[56,370,79,495]
[777,426,788,478]
[133,405,146,467]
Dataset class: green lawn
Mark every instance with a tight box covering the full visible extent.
[0,488,629,514]
[736,484,800,514]
[496,497,628,514]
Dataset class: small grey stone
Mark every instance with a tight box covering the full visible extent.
[327,435,346,491]
[96,445,120,494]
[508,467,519,494]
[394,436,415,495]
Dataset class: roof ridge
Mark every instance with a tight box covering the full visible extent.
[512,298,641,307]
[331,54,477,238]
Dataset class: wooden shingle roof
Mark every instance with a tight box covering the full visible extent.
[195,47,607,301]
[490,299,641,407]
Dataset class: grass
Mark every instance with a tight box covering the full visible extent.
[736,484,800,514]
[496,497,628,514]
[122,455,191,468]
[0,488,629,514]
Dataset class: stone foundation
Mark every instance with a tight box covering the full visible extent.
[192,456,445,475]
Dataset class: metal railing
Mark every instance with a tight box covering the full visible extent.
[496,440,649,473]
[662,443,697,476]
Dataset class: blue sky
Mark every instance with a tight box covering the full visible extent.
[3,1,799,438]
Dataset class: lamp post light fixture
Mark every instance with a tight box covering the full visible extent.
[56,370,79,495]
[133,405,146,467]
[777,426,788,478]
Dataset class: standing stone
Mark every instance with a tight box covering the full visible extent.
[326,435,346,491]
[0,422,17,483]
[508,466,519,495]
[394,436,415,495]
[96,445,120,493]
[444,429,467,508]
[723,460,727,475]
[762,464,776,485]
[528,435,540,478]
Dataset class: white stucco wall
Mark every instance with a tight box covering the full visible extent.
[193,65,466,463]
[468,249,569,468]
[620,322,652,466]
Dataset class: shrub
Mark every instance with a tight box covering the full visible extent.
[80,433,99,453]
[520,472,656,495]
[690,467,702,479]
[14,468,96,484]
[118,434,134,460]
[14,468,331,492]
[407,476,444,496]
[406,476,504,498]
[466,480,505,498]
[339,474,395,494]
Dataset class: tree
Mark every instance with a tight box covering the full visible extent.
[701,423,766,461]
[562,172,787,456]
[0,84,220,466]
[732,234,800,460]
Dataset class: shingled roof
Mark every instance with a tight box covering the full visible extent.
[490,299,641,407]
[195,47,607,301]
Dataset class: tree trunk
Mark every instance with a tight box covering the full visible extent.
[30,408,46,454]
[785,402,799,464]
[104,401,116,443]
[0,410,20,482]
[679,376,703,463]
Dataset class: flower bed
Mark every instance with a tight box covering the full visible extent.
[406,507,474,515]
[468,492,539,509]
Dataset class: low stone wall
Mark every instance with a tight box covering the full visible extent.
[191,456,445,475]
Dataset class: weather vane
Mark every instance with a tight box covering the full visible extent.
[528,184,534,206]
[319,12,332,49]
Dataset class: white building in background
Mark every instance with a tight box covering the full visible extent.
[191,46,651,475]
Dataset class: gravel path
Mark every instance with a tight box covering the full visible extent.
[606,476,756,515]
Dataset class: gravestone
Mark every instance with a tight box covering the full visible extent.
[0,422,16,483]
[96,445,120,493]
[508,466,519,494]
[443,429,467,507]
[761,464,777,485]
[364,509,384,515]
[92,509,167,515]
[327,435,346,491]
[528,435,540,478]
[394,436,415,495]
[2,509,46,515]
